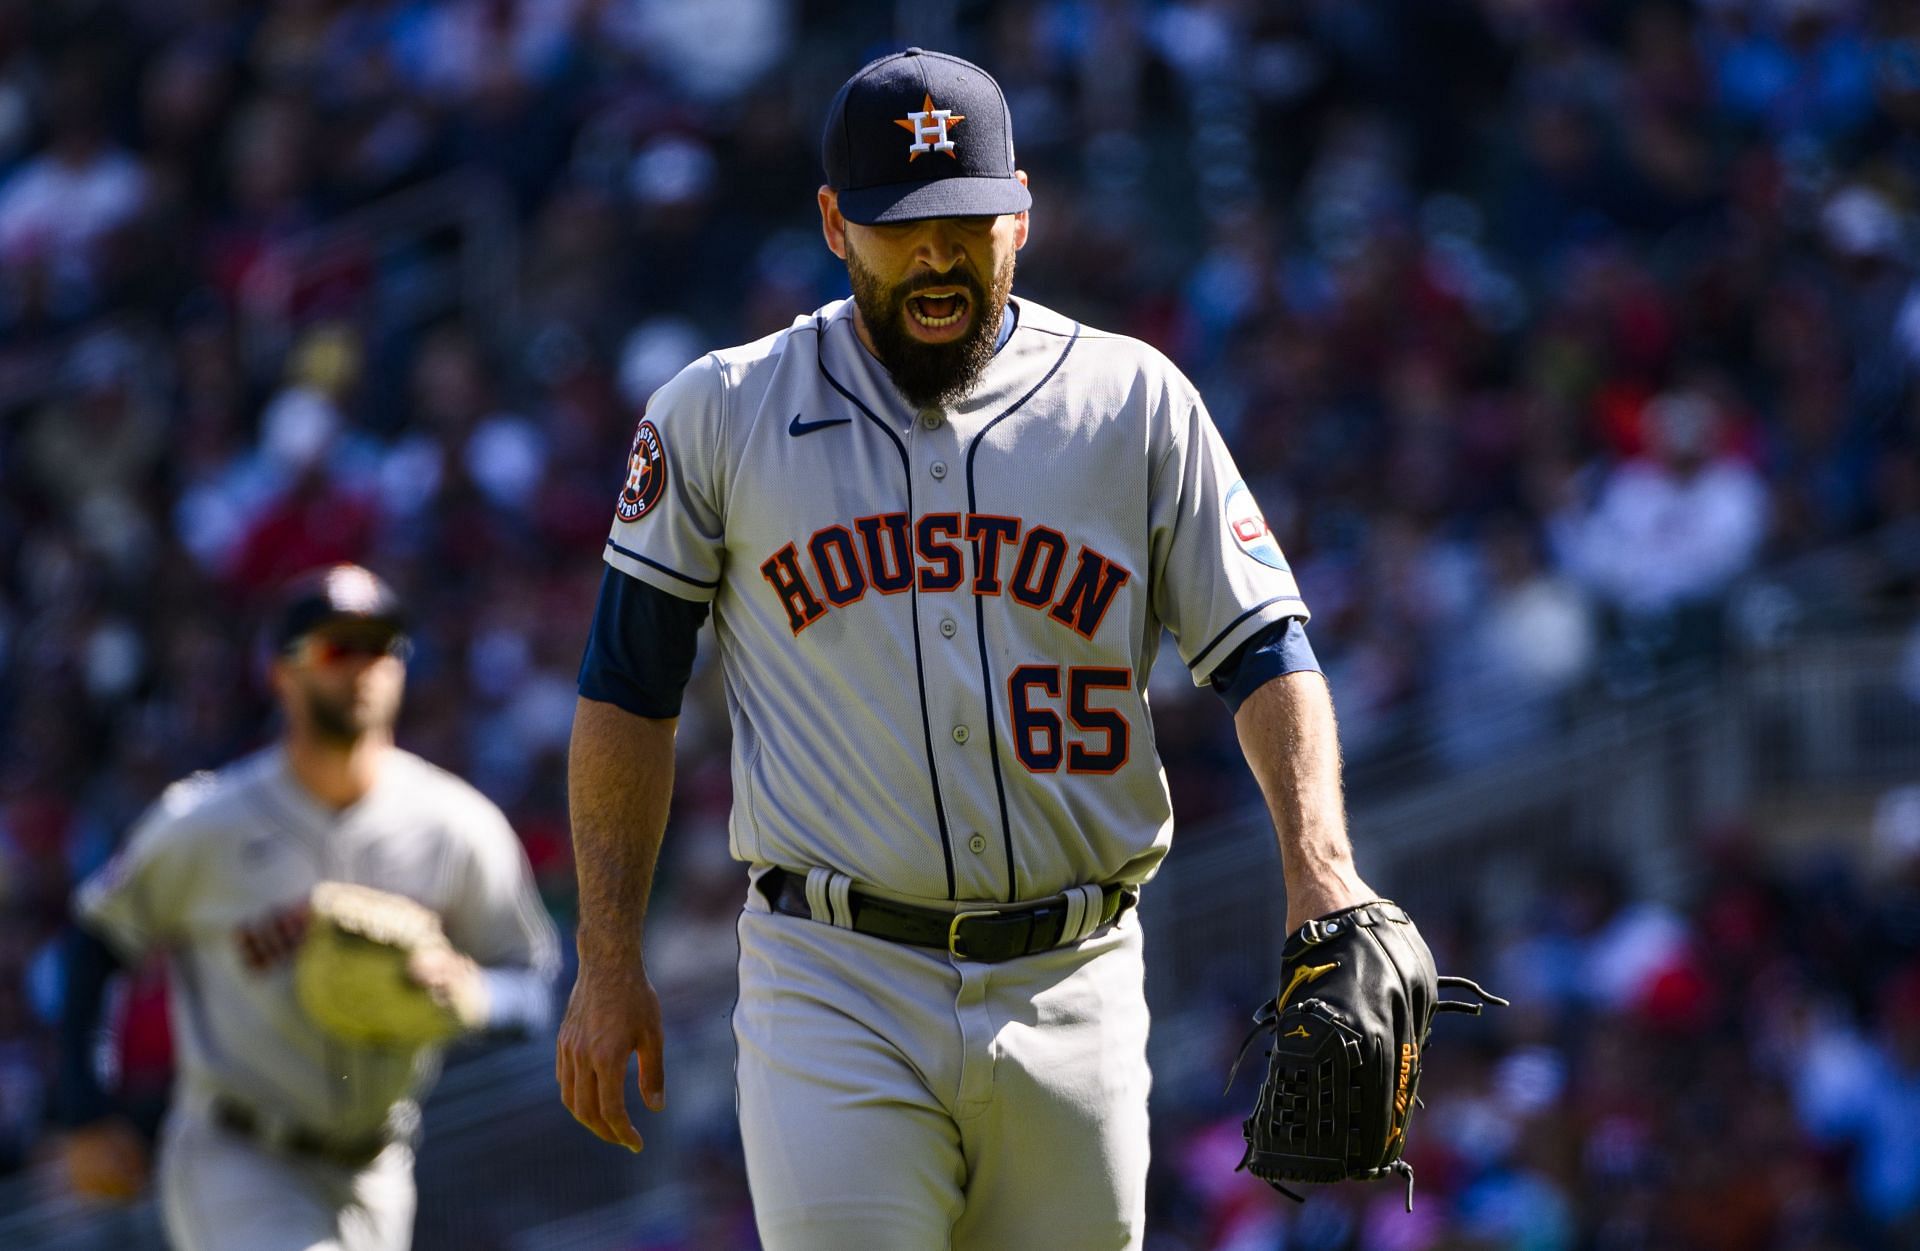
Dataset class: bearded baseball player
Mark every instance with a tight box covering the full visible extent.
[559,48,1492,1247]
[60,564,560,1251]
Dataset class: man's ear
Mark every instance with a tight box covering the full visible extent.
[1012,169,1031,250]
[267,659,294,709]
[818,186,848,260]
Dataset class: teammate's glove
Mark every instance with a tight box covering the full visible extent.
[1226,901,1506,1210]
[294,882,488,1047]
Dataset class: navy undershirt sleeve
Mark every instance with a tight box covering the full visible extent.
[1209,615,1321,714]
[577,566,710,719]
[57,925,125,1126]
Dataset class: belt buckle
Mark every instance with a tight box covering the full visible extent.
[947,908,1001,960]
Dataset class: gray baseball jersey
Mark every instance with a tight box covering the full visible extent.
[75,745,560,1141]
[604,295,1306,903]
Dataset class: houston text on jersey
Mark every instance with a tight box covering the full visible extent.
[757,511,1132,639]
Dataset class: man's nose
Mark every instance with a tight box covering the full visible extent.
[914,223,967,273]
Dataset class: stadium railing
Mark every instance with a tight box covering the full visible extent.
[232,171,522,374]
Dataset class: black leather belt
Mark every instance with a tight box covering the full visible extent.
[213,1097,389,1169]
[759,867,1136,962]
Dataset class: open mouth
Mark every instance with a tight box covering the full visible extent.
[907,289,971,330]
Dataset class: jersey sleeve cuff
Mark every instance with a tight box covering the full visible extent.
[603,540,721,603]
[1185,595,1310,687]
[1210,616,1321,713]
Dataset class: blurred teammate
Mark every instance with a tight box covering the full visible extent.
[59,563,559,1251]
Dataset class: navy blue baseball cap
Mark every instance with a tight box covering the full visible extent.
[823,48,1032,226]
[272,564,407,653]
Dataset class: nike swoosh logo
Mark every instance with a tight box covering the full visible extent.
[789,413,852,437]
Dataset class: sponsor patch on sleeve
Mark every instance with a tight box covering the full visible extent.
[615,419,667,523]
[1224,480,1289,571]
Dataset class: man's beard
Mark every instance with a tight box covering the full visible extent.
[301,683,392,746]
[846,242,1015,410]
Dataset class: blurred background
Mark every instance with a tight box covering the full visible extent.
[0,0,1917,1247]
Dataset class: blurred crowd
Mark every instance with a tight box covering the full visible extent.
[0,0,1918,1244]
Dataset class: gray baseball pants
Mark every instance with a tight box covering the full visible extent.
[733,890,1152,1249]
[158,1106,414,1251]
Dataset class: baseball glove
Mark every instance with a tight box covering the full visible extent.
[1226,901,1506,1210]
[294,882,485,1048]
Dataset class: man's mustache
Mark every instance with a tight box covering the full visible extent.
[893,271,985,302]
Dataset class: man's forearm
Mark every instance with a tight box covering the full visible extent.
[568,697,679,967]
[1232,671,1370,930]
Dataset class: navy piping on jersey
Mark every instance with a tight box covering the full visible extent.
[1188,594,1309,675]
[963,322,1080,904]
[604,538,722,591]
[814,315,959,899]
[250,780,327,864]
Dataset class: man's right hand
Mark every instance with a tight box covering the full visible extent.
[555,958,665,1151]
[61,1118,149,1201]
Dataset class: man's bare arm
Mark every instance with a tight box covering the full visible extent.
[556,696,677,1151]
[1233,671,1373,933]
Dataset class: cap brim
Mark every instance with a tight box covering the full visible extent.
[277,606,407,652]
[838,176,1031,225]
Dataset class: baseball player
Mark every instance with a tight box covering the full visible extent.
[59,564,560,1251]
[557,49,1382,1247]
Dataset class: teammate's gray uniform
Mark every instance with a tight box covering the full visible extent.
[75,745,560,1251]
[605,295,1307,1246]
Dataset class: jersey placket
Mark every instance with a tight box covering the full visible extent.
[909,404,1004,901]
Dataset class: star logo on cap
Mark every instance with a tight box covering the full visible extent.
[895,92,964,161]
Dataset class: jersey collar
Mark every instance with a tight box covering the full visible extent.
[817,294,1047,427]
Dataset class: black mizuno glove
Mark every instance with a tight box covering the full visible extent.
[1227,901,1506,1210]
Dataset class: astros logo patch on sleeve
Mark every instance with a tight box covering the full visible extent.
[1224,481,1289,571]
[615,419,667,522]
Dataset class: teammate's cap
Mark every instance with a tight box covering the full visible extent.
[272,563,407,653]
[823,47,1031,226]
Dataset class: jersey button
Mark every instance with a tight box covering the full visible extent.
[939,618,957,638]
[968,833,987,854]
[921,413,943,430]
[952,725,970,744]
[930,461,948,480]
